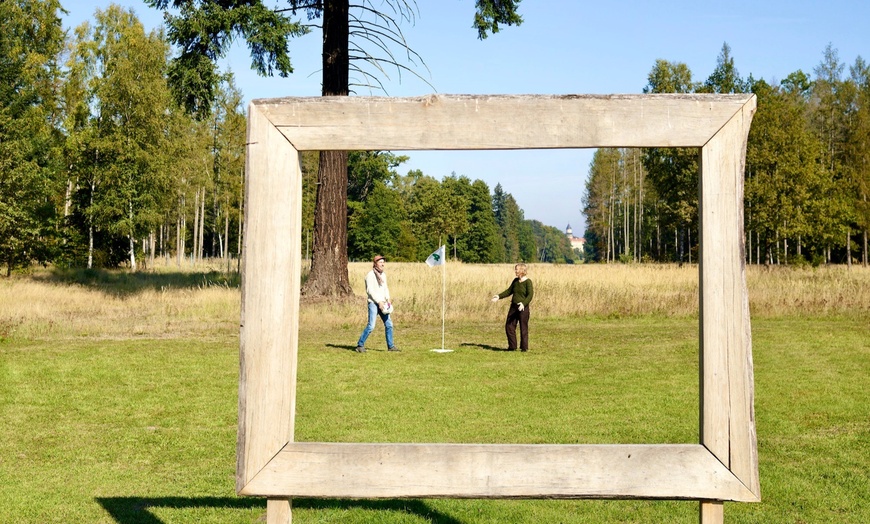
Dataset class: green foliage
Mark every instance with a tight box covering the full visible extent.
[584,148,659,263]
[65,5,176,269]
[348,151,408,202]
[0,0,66,274]
[746,77,831,262]
[348,181,406,261]
[147,0,307,116]
[493,183,530,262]
[473,0,524,39]
[406,175,465,254]
[697,42,750,94]
[847,57,870,243]
[346,167,554,264]
[642,59,695,94]
[640,58,703,264]
[453,179,504,263]
[529,220,576,263]
[581,43,870,266]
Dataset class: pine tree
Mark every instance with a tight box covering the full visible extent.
[147,0,524,296]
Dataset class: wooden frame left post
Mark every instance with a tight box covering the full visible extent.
[237,103,303,524]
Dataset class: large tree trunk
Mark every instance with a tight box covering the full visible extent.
[303,150,353,296]
[302,0,353,297]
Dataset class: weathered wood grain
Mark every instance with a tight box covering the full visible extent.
[253,94,754,151]
[237,103,303,492]
[699,97,760,500]
[238,93,761,523]
[241,443,757,502]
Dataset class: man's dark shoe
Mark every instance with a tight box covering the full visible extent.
[355,346,366,353]
[388,346,400,352]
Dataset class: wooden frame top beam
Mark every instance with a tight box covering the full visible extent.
[253,94,753,151]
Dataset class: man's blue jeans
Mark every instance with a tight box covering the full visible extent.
[357,301,394,349]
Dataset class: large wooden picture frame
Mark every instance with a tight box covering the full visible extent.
[237,94,760,524]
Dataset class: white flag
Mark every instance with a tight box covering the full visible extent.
[426,245,446,267]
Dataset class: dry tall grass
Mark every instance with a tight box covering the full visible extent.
[0,273,239,340]
[335,262,870,323]
[1,262,867,340]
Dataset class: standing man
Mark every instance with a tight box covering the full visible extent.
[491,263,534,351]
[356,255,399,353]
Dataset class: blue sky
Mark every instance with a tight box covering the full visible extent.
[63,1,869,234]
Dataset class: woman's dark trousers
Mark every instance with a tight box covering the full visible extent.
[505,303,530,351]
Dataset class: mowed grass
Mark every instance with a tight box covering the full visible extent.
[0,262,868,523]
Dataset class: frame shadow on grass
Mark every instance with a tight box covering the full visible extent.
[97,497,463,524]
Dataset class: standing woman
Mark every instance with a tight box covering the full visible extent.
[491,263,534,351]
[356,255,399,353]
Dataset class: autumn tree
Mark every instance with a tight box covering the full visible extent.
[0,0,66,275]
[809,44,855,263]
[846,57,870,265]
[66,6,173,269]
[641,58,699,263]
[745,77,827,264]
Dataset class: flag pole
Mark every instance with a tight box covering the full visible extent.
[441,247,446,350]
[426,243,451,353]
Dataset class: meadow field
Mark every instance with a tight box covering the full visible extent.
[1,261,868,523]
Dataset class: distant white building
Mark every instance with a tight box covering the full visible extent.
[565,224,586,253]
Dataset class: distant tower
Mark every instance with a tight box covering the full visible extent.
[565,224,586,253]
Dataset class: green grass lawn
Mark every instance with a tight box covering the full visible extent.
[2,315,868,523]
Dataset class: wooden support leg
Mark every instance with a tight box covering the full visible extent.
[267,498,291,524]
[700,500,723,524]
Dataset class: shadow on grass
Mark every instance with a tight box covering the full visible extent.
[460,342,511,351]
[326,343,360,352]
[36,267,240,297]
[97,496,464,524]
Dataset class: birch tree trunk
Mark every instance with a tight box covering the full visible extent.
[199,190,206,261]
[88,181,94,269]
[193,188,200,264]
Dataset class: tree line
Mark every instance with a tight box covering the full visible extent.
[6,3,867,275]
[2,2,249,275]
[583,43,870,266]
[338,152,577,264]
[0,2,573,276]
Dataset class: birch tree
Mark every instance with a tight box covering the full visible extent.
[67,6,173,269]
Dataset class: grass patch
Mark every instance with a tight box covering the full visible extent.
[1,264,868,522]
